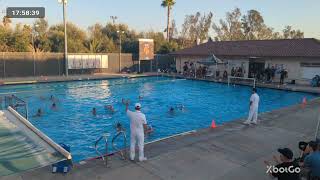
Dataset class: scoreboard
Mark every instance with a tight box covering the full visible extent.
[138,39,154,61]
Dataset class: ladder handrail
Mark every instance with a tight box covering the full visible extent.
[94,133,110,167]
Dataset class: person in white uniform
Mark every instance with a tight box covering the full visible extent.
[244,88,260,125]
[125,101,148,161]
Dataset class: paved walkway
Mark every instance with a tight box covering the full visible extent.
[2,97,319,180]
[0,73,319,94]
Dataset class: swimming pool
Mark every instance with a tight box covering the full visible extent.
[1,77,318,162]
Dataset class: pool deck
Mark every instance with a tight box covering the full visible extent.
[0,74,148,86]
[0,73,319,94]
[160,73,320,94]
[1,96,319,180]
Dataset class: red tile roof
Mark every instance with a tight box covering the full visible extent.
[170,38,320,57]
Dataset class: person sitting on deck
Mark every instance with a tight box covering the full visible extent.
[92,108,97,116]
[264,147,300,180]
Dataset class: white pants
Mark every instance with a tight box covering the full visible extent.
[130,129,145,161]
[246,107,258,123]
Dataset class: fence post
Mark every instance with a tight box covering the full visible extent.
[3,52,5,78]
[58,54,61,76]
[316,112,320,140]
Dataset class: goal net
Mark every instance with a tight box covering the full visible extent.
[228,76,256,88]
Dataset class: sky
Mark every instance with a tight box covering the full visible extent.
[1,0,319,38]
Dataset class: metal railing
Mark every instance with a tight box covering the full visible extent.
[95,133,110,167]
[3,95,28,119]
[94,122,127,167]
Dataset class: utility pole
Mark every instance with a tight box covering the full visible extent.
[117,30,124,73]
[58,0,69,76]
[110,16,118,24]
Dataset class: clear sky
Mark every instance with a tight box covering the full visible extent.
[1,0,319,38]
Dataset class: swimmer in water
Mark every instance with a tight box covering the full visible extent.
[138,96,143,100]
[51,103,57,110]
[34,108,43,117]
[50,95,58,102]
[39,96,46,100]
[168,107,175,115]
[105,105,115,113]
[122,98,130,105]
[176,104,186,111]
[92,108,97,116]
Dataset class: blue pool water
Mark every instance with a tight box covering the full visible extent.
[0,77,318,162]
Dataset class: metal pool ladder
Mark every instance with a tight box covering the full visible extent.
[94,122,128,167]
[94,133,110,167]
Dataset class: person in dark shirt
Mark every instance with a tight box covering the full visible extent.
[264,148,300,180]
[231,67,235,77]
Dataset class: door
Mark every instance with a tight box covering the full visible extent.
[248,59,265,78]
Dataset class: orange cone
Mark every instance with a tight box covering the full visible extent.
[301,97,307,108]
[211,120,217,129]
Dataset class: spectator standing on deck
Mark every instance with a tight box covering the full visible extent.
[244,88,260,125]
[231,67,235,77]
[271,66,276,82]
[183,62,189,76]
[125,102,148,162]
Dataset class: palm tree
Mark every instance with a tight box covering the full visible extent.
[161,0,175,41]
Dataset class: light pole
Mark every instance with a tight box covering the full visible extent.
[110,16,117,24]
[58,0,68,76]
[28,24,39,76]
[117,30,124,73]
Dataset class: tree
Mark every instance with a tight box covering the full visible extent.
[33,19,51,52]
[282,26,304,39]
[86,23,105,53]
[241,10,272,40]
[212,8,305,41]
[169,19,178,40]
[213,8,245,41]
[181,12,213,45]
[0,24,13,51]
[11,24,32,52]
[48,23,87,53]
[161,0,175,41]
[143,31,166,53]
[158,41,179,54]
